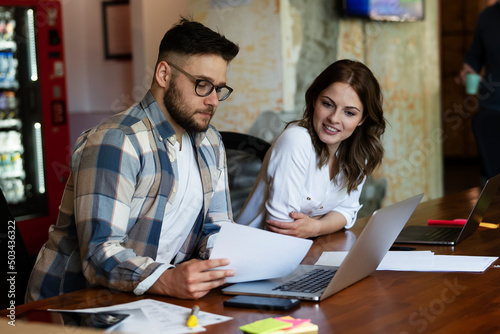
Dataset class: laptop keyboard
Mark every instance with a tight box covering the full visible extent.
[272,268,337,293]
[426,228,460,241]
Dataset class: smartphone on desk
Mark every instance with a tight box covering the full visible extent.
[17,309,130,329]
[223,295,300,311]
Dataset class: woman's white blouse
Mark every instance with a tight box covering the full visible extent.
[236,125,364,229]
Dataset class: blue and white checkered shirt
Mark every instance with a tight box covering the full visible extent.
[26,91,233,302]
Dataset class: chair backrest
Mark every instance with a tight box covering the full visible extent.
[247,110,285,143]
[220,132,271,220]
[0,187,32,308]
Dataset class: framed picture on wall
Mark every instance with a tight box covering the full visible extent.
[102,0,132,60]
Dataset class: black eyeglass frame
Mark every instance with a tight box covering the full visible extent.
[168,62,233,101]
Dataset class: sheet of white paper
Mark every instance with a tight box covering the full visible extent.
[45,308,148,333]
[209,223,313,283]
[107,308,152,333]
[316,251,435,270]
[50,299,232,334]
[420,255,498,272]
[377,251,435,270]
[315,251,498,272]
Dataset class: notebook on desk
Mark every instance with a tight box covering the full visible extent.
[222,193,423,301]
[395,173,500,246]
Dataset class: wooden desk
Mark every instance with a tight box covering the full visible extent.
[4,188,500,333]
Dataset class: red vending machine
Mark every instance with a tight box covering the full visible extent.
[0,0,69,256]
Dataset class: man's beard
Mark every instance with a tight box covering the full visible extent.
[163,80,214,133]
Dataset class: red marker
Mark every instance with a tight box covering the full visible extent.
[427,219,467,226]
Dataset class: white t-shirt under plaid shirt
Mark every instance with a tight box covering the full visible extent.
[157,132,203,263]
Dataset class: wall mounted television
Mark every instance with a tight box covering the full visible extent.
[342,0,424,22]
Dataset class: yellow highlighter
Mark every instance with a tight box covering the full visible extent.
[187,305,200,328]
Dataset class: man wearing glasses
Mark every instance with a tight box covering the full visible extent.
[26,19,239,302]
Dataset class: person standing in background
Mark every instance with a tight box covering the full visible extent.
[456,1,500,181]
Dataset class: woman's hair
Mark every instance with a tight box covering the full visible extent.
[293,59,386,194]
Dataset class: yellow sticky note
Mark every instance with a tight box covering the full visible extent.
[240,318,292,334]
[480,222,499,229]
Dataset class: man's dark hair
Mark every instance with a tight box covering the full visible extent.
[158,18,239,62]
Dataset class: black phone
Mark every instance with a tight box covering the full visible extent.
[223,295,300,311]
[17,309,130,329]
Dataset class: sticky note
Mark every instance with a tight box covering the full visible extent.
[274,316,311,328]
[240,318,292,334]
[270,322,319,334]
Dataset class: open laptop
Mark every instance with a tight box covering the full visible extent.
[222,193,423,301]
[395,173,500,246]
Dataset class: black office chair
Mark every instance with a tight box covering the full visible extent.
[472,109,500,183]
[220,131,271,220]
[0,187,33,308]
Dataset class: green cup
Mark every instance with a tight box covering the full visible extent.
[465,73,481,95]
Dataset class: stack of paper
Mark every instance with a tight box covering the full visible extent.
[50,299,231,334]
[315,251,498,272]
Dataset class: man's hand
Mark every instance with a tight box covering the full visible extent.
[147,258,234,299]
[455,63,477,85]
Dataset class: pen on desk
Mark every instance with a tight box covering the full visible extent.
[390,246,416,251]
[187,305,200,328]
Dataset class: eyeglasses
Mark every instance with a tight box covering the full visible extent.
[168,62,233,101]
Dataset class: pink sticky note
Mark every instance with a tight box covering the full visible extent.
[274,316,311,328]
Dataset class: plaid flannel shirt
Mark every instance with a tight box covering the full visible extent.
[26,91,233,302]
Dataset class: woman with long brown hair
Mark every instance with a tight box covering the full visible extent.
[237,59,386,238]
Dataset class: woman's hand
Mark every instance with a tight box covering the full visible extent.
[265,212,321,238]
[265,211,347,238]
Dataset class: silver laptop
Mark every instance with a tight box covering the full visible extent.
[395,173,500,246]
[222,193,423,301]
